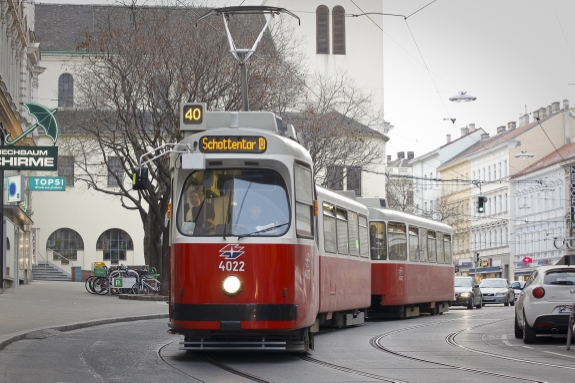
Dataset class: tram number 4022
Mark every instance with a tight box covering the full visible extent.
[219,261,245,272]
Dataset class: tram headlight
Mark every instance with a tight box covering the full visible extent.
[222,275,242,296]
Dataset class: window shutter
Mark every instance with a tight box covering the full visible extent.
[316,6,329,54]
[332,6,346,55]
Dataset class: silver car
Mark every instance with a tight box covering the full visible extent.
[479,278,515,306]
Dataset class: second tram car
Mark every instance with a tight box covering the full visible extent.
[359,199,454,318]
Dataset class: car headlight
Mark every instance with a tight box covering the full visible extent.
[222,275,242,296]
[495,292,506,296]
[460,292,471,297]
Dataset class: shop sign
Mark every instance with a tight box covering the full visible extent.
[522,256,533,264]
[29,176,65,191]
[0,146,58,171]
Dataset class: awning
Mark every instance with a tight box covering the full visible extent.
[3,205,33,226]
[469,266,502,274]
[514,269,535,276]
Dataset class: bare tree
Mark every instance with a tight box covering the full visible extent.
[60,2,304,292]
[282,72,385,188]
[385,172,417,214]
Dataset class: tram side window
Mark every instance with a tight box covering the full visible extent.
[419,228,428,262]
[348,210,359,256]
[336,207,349,254]
[428,230,437,263]
[408,226,419,262]
[388,222,407,261]
[444,234,453,264]
[295,164,314,238]
[436,232,445,263]
[370,221,387,260]
[358,215,369,258]
[323,202,337,253]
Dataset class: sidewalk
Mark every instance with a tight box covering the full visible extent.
[0,280,169,350]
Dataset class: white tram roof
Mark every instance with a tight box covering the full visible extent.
[365,207,453,233]
[316,186,369,215]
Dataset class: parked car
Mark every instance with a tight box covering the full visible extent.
[451,276,482,309]
[511,280,526,301]
[479,278,515,306]
[515,265,575,344]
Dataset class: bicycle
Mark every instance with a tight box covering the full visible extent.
[131,268,161,295]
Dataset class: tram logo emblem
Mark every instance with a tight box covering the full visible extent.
[219,244,245,259]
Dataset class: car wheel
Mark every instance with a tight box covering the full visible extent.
[475,298,482,309]
[514,313,522,338]
[467,298,473,309]
[523,311,537,344]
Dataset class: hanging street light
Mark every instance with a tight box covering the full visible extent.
[449,91,476,103]
[515,151,534,159]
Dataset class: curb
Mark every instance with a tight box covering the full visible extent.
[119,294,168,301]
[0,313,169,351]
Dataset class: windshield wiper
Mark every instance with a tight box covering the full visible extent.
[237,222,289,239]
[550,281,574,285]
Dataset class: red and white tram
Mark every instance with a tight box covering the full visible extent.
[166,106,371,351]
[358,200,454,318]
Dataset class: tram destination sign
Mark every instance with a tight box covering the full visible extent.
[0,146,58,170]
[199,136,267,153]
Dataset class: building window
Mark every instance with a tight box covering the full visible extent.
[332,6,345,55]
[47,228,84,264]
[58,73,74,107]
[327,165,343,190]
[347,166,361,196]
[316,5,330,54]
[96,229,133,265]
[407,190,414,205]
[107,157,124,187]
[58,156,74,186]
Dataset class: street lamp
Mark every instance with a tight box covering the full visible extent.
[449,91,476,103]
[515,151,533,159]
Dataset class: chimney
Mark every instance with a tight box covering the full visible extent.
[397,152,405,160]
[496,126,506,134]
[533,109,539,120]
[508,121,516,130]
[468,123,476,132]
[407,151,414,160]
[538,107,546,119]
[481,133,490,140]
[446,134,451,143]
[387,155,391,162]
[460,127,469,136]
[519,113,530,126]
[564,99,569,111]
[552,101,560,113]
[547,105,552,116]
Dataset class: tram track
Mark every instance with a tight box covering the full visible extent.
[370,311,575,383]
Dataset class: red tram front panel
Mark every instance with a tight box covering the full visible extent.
[169,242,318,332]
[371,262,454,306]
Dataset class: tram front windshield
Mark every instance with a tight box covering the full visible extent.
[177,169,290,237]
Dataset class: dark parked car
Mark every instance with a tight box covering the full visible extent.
[511,280,526,301]
[479,278,515,306]
[452,276,482,309]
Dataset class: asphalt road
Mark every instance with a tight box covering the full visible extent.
[1,305,575,383]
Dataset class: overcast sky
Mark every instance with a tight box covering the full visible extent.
[35,0,575,159]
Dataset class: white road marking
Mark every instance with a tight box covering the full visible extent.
[502,340,514,346]
[544,351,575,359]
[502,334,507,340]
